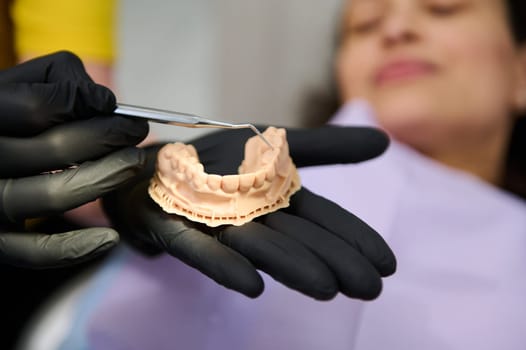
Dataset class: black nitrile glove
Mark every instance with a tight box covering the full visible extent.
[103,126,396,300]
[0,51,149,268]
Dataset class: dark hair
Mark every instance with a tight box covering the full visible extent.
[504,0,526,199]
[302,0,526,199]
[0,0,15,69]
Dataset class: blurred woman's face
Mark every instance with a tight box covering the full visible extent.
[337,0,526,156]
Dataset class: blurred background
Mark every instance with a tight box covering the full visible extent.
[117,0,343,140]
[0,0,343,348]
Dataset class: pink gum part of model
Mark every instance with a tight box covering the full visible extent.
[148,127,301,227]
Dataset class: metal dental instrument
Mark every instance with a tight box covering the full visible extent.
[114,103,273,148]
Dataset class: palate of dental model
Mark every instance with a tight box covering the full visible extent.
[148,127,301,227]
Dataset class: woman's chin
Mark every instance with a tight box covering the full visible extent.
[374,105,442,151]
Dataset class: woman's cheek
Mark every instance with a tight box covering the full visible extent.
[337,46,374,101]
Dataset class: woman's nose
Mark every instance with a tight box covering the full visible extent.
[381,6,419,47]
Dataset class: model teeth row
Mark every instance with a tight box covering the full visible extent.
[159,142,289,194]
[149,179,298,226]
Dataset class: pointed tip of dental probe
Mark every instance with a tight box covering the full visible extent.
[249,125,274,149]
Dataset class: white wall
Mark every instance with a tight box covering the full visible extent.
[116,0,343,141]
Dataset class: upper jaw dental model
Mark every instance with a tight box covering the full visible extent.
[148,127,302,227]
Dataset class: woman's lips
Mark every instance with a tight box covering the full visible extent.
[375,60,437,85]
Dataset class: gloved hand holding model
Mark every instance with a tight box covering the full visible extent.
[103,126,397,300]
[0,51,149,268]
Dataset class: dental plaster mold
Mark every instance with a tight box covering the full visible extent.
[148,127,301,227]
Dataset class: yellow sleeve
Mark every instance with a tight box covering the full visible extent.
[11,0,116,63]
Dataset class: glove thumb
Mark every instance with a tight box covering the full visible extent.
[286,126,389,167]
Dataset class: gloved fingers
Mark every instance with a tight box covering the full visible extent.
[0,51,94,84]
[0,147,146,222]
[260,211,383,300]
[0,116,148,178]
[0,81,116,136]
[127,182,264,298]
[190,126,389,175]
[156,222,265,298]
[285,188,397,277]
[0,227,119,268]
[219,222,339,300]
[286,126,389,167]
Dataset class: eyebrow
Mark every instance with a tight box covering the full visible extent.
[348,0,385,13]
[347,0,385,18]
[351,0,383,5]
